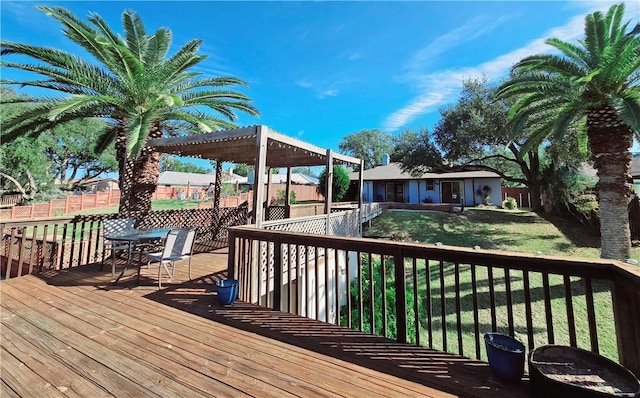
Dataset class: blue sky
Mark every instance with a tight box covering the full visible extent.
[2,1,639,171]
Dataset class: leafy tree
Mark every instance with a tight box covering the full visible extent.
[394,127,443,175]
[338,129,395,170]
[0,88,51,198]
[161,155,211,174]
[395,79,591,213]
[40,118,118,188]
[232,164,251,177]
[317,166,351,202]
[496,3,640,260]
[1,6,258,216]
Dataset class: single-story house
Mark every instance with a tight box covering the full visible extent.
[350,159,502,207]
[246,172,319,185]
[74,178,119,192]
[158,170,246,188]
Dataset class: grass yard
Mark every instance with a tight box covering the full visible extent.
[358,208,639,364]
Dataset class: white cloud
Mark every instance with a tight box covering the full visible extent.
[383,2,633,132]
[296,80,313,89]
[318,89,338,99]
[406,15,506,72]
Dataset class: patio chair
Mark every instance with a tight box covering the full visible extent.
[145,228,196,288]
[100,218,135,275]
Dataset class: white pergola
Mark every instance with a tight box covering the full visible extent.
[148,125,364,226]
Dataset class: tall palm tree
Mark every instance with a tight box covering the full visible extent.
[496,3,639,260]
[1,6,258,214]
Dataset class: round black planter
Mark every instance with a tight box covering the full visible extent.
[529,345,640,398]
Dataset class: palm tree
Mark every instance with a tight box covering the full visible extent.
[496,3,639,260]
[1,6,258,214]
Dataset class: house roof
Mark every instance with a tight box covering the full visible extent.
[157,170,247,187]
[350,163,501,181]
[148,125,360,168]
[158,171,216,187]
[266,173,319,185]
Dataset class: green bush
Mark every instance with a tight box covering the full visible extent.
[340,255,419,343]
[317,166,351,202]
[273,189,296,205]
[502,196,518,210]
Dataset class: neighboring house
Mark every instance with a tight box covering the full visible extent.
[158,170,246,188]
[75,178,119,192]
[246,172,319,185]
[632,152,640,195]
[351,157,502,207]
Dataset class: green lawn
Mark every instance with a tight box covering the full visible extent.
[363,207,639,260]
[359,208,639,363]
[66,198,206,216]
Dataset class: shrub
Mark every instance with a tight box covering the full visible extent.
[502,196,518,210]
[272,189,296,205]
[317,166,350,202]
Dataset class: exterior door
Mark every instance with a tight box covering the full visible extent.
[394,183,404,202]
[385,183,394,202]
[441,181,462,204]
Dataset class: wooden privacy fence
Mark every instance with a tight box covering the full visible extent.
[228,226,640,378]
[501,187,531,208]
[0,187,182,220]
[1,205,248,280]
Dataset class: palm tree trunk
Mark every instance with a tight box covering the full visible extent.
[115,126,135,217]
[587,106,633,260]
[127,123,163,215]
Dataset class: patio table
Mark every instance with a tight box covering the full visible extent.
[104,227,171,284]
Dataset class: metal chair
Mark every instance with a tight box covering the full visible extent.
[145,228,196,288]
[100,218,134,275]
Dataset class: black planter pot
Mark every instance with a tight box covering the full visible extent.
[529,345,640,398]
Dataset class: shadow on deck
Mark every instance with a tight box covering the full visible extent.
[4,249,530,397]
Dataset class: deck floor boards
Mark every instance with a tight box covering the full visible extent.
[1,249,529,397]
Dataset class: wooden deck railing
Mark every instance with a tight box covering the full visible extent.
[1,205,248,280]
[227,226,640,377]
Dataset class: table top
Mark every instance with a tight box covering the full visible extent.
[104,227,172,242]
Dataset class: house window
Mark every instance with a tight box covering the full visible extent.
[426,179,435,191]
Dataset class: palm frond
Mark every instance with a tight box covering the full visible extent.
[87,13,122,47]
[144,28,171,67]
[614,92,640,133]
[122,10,148,62]
[36,6,116,65]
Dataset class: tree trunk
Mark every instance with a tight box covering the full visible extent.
[587,106,633,260]
[127,124,163,216]
[526,151,544,213]
[116,126,134,217]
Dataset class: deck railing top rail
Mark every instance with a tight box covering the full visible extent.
[229,225,639,282]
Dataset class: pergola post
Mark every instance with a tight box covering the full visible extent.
[213,161,223,216]
[358,159,364,236]
[285,167,292,218]
[253,125,267,227]
[325,149,333,235]
[266,167,273,221]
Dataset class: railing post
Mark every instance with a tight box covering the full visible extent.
[611,269,640,378]
[273,236,282,311]
[227,228,236,280]
[394,248,408,343]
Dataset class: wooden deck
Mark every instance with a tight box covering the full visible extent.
[1,249,529,397]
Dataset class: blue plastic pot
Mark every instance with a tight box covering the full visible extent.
[484,333,526,383]
[216,279,238,305]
